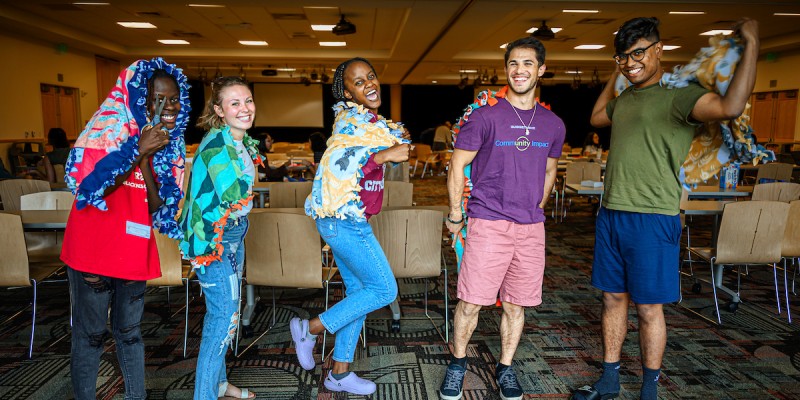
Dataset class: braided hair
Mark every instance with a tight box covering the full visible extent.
[332,57,376,101]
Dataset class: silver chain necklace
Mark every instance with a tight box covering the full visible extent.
[509,101,537,135]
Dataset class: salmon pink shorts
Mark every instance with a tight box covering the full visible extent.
[457,217,546,307]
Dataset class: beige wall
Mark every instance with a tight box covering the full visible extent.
[753,51,800,141]
[0,33,99,168]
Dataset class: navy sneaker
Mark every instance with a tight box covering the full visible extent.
[496,365,523,400]
[439,362,467,400]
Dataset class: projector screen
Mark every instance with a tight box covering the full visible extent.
[253,83,324,127]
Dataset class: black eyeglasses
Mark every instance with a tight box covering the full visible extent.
[613,42,658,65]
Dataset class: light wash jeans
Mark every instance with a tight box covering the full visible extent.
[194,217,248,400]
[68,266,146,400]
[316,216,398,363]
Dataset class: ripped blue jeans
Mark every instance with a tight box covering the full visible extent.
[194,217,248,400]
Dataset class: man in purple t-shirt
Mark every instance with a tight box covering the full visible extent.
[439,37,565,400]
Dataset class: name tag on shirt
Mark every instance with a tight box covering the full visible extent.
[126,221,151,239]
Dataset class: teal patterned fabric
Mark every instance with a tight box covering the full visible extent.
[179,126,262,268]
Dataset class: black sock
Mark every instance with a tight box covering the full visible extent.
[640,366,660,400]
[332,371,351,380]
[593,361,620,394]
[450,355,467,369]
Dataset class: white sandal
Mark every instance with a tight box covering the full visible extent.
[218,382,255,399]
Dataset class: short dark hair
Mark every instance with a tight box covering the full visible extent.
[615,17,660,55]
[309,131,327,152]
[332,57,375,101]
[504,37,546,65]
[47,128,69,149]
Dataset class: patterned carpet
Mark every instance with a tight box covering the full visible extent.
[0,175,798,399]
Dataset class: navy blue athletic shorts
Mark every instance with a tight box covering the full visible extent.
[591,207,682,304]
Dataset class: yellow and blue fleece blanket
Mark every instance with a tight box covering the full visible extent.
[305,101,408,221]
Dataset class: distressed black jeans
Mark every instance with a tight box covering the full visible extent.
[67,266,146,400]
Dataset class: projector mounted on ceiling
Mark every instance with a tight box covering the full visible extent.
[332,14,356,36]
[531,20,555,40]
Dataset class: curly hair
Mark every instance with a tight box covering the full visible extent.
[196,76,250,130]
[332,57,375,101]
[615,17,660,55]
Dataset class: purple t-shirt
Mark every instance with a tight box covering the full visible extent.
[455,98,565,224]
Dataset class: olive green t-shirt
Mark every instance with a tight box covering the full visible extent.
[603,82,708,215]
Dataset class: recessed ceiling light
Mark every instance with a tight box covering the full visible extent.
[459,69,478,73]
[319,41,346,47]
[526,27,563,34]
[563,9,599,13]
[774,13,800,16]
[574,44,605,50]
[276,67,296,72]
[118,22,157,29]
[432,80,438,84]
[73,2,110,5]
[700,29,733,36]
[499,43,508,49]
[663,45,681,50]
[158,39,190,45]
[565,71,583,74]
[187,4,224,7]
[239,40,268,46]
[669,11,706,15]
[311,25,336,31]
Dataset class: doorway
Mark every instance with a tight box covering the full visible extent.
[40,84,81,141]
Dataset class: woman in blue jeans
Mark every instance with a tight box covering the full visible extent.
[296,57,411,396]
[179,76,262,400]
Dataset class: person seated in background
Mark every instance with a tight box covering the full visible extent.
[258,133,315,181]
[582,131,603,157]
[309,131,328,164]
[34,127,71,182]
[432,120,453,151]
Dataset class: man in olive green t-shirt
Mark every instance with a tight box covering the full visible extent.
[571,17,760,400]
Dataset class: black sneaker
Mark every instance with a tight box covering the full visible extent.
[439,362,467,400]
[496,365,523,400]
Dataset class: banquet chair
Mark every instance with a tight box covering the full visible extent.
[561,162,601,221]
[20,191,74,261]
[369,209,449,343]
[751,182,800,202]
[147,232,195,357]
[0,179,51,211]
[236,212,338,358]
[0,212,64,358]
[409,144,440,178]
[381,181,414,327]
[687,201,790,324]
[268,181,312,208]
[383,181,413,208]
[781,200,800,300]
[754,162,794,184]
